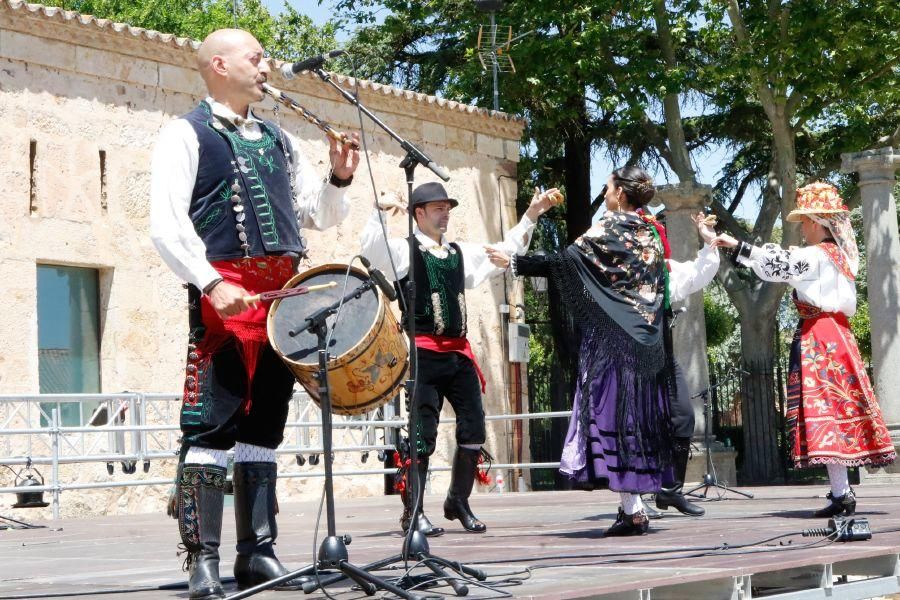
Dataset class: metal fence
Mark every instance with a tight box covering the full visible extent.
[0,392,569,520]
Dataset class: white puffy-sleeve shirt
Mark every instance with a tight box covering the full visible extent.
[737,243,856,316]
[668,244,720,303]
[150,98,349,291]
[359,209,536,289]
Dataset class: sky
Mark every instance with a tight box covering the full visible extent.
[265,1,755,221]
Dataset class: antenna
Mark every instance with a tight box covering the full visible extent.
[472,0,531,112]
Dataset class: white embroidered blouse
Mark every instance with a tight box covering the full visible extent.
[736,243,856,316]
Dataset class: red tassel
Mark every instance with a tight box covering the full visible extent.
[476,470,491,486]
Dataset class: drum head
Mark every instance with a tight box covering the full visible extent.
[269,265,379,365]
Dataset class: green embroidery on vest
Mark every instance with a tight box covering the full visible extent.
[422,250,461,334]
[217,128,281,247]
[194,181,230,236]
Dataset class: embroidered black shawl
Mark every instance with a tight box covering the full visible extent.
[516,211,674,470]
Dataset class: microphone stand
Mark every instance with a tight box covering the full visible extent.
[684,371,754,501]
[297,68,484,596]
[226,280,419,600]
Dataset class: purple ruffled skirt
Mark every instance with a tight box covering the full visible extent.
[559,359,670,494]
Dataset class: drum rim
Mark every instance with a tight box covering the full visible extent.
[267,263,385,368]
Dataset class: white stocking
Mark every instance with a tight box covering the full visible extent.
[826,463,850,497]
[184,446,228,468]
[619,492,644,515]
[234,442,276,463]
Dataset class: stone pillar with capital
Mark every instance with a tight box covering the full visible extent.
[653,183,713,439]
[841,147,900,481]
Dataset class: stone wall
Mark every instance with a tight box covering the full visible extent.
[0,1,526,517]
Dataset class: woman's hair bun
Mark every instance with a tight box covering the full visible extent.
[612,167,655,207]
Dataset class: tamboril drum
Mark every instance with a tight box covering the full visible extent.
[268,264,409,415]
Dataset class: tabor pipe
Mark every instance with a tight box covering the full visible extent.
[262,83,360,150]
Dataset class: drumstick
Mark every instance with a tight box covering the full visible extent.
[244,281,338,304]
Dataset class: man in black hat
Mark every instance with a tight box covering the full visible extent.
[360,181,557,535]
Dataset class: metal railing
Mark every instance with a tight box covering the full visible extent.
[0,392,569,519]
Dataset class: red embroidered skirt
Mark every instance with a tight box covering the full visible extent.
[787,300,895,467]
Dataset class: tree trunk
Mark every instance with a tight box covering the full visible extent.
[736,304,784,484]
[563,99,593,242]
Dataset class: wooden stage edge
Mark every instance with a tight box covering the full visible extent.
[2,484,900,599]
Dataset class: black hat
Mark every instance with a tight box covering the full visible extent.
[410,182,459,209]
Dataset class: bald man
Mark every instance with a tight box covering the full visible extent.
[150,29,359,599]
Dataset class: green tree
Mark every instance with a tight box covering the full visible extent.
[44,0,338,60]
[335,0,898,482]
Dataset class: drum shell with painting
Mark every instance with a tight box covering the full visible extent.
[267,264,408,415]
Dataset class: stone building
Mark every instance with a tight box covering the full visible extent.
[0,1,529,517]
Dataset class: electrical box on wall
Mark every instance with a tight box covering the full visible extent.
[507,323,530,363]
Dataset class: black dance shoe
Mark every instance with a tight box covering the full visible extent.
[655,485,706,516]
[605,508,649,536]
[813,489,856,518]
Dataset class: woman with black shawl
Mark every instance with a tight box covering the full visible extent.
[488,166,716,535]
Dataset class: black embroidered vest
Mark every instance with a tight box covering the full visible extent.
[182,101,306,261]
[398,238,467,338]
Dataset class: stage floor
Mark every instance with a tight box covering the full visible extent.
[3,484,900,599]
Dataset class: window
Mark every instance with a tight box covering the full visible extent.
[37,265,102,426]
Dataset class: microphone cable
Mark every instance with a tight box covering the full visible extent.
[347,53,424,572]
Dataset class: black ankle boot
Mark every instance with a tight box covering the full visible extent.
[813,489,857,518]
[443,447,486,533]
[656,438,705,516]
[177,464,226,600]
[233,462,303,591]
[605,508,649,537]
[656,484,705,516]
[400,458,444,537]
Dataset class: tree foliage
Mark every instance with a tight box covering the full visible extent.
[332,0,897,482]
[704,293,736,349]
[43,0,338,60]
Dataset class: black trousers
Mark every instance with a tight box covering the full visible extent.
[413,349,486,457]
[670,360,695,439]
[180,287,296,451]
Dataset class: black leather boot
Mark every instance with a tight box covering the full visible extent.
[232,462,303,591]
[813,489,857,518]
[656,438,705,517]
[177,464,226,600]
[443,447,486,533]
[605,508,650,536]
[400,458,444,537]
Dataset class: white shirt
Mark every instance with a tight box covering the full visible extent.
[738,243,856,316]
[359,208,536,289]
[150,98,349,290]
[668,244,720,303]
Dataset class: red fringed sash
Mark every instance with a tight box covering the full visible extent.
[414,334,486,392]
[198,256,295,414]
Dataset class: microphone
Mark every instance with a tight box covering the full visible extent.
[280,50,346,79]
[668,306,687,329]
[427,160,451,182]
[359,256,398,302]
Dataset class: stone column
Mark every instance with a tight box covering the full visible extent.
[841,147,900,481]
[653,182,713,439]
